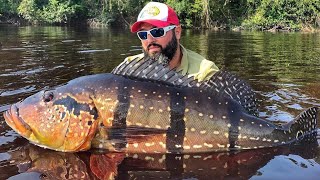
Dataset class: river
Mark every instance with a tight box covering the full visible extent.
[0,25,320,179]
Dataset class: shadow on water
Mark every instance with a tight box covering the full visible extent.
[1,142,319,180]
[0,25,320,179]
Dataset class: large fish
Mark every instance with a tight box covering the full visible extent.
[3,66,318,153]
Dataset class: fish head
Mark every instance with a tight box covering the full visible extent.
[3,86,100,152]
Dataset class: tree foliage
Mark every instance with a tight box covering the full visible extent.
[18,0,78,24]
[0,0,20,17]
[1,0,319,30]
[243,0,320,30]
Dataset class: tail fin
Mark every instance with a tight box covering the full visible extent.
[289,107,318,142]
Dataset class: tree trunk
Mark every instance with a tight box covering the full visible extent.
[202,0,211,28]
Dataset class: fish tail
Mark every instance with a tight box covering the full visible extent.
[290,107,318,142]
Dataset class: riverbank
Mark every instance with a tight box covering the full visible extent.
[1,0,319,32]
[1,18,319,33]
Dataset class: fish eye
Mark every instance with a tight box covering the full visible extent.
[39,173,48,179]
[43,91,54,102]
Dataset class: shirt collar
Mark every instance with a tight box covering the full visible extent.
[176,44,189,75]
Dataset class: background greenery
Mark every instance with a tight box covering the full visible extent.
[1,0,319,31]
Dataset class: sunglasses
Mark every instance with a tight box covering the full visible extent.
[137,25,176,40]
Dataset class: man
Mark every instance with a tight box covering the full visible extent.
[119,1,219,82]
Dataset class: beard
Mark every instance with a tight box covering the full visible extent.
[143,33,178,64]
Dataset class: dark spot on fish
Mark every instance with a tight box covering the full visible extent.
[53,96,98,120]
[88,121,93,126]
[39,173,48,178]
[100,123,104,127]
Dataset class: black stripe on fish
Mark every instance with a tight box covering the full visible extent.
[113,84,131,124]
[165,154,184,178]
[166,88,186,153]
[111,56,259,117]
[111,85,130,150]
[226,98,243,149]
[53,95,98,121]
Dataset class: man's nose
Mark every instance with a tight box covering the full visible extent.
[145,34,156,42]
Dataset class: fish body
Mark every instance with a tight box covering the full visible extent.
[3,73,318,153]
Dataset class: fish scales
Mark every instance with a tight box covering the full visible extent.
[3,73,318,153]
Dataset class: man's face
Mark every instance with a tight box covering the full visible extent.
[138,23,178,61]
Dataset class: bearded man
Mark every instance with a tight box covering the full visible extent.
[116,2,219,82]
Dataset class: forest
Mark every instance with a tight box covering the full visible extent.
[1,0,320,31]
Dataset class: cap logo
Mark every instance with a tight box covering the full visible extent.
[131,2,174,32]
[139,6,160,19]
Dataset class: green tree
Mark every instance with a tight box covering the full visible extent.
[0,0,319,30]
[0,0,21,17]
[18,0,79,24]
[243,0,320,30]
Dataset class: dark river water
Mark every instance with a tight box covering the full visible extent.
[0,25,320,179]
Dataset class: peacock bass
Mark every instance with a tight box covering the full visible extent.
[3,71,318,153]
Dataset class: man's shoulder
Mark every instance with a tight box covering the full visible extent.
[185,49,206,61]
[182,46,219,81]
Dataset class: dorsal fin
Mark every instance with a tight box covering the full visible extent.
[112,55,259,116]
[112,55,198,86]
[200,70,259,116]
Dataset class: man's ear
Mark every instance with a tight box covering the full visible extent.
[175,25,182,40]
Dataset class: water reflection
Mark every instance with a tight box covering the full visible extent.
[2,143,319,180]
[0,25,320,179]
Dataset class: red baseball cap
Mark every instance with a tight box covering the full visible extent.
[131,2,180,33]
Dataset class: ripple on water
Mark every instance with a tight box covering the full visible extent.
[61,39,81,43]
[251,154,320,180]
[77,49,111,53]
[0,85,36,97]
[0,130,19,146]
[0,67,45,77]
[259,83,320,122]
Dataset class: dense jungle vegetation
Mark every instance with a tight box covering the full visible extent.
[1,0,320,31]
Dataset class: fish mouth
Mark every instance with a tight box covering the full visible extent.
[3,104,32,138]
